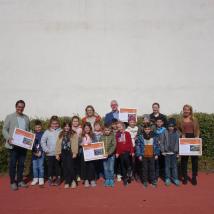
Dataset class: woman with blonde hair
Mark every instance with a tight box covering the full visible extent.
[178,104,200,185]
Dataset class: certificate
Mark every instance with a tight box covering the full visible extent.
[179,138,202,156]
[83,142,106,161]
[119,108,137,122]
[12,128,35,150]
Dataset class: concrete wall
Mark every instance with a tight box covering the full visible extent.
[0,0,214,119]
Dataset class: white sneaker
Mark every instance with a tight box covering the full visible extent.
[31,178,38,186]
[84,180,90,187]
[39,178,44,186]
[91,180,96,187]
[64,184,69,189]
[71,181,77,189]
[117,175,122,182]
[77,176,81,182]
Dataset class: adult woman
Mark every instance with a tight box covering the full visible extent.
[178,104,200,185]
[82,105,101,128]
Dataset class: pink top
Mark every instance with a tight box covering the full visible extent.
[72,126,82,137]
[82,134,92,145]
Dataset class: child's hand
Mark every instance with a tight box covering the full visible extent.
[138,156,142,161]
[131,153,135,157]
[116,154,119,158]
[56,155,60,161]
[73,154,77,159]
[104,154,108,158]
[155,155,158,160]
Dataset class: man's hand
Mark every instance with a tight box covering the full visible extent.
[8,138,13,144]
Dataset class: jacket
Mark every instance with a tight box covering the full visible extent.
[100,133,116,156]
[135,135,160,157]
[2,112,30,149]
[55,133,79,156]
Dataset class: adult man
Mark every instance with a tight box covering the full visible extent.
[150,102,168,127]
[2,100,30,190]
[104,100,119,126]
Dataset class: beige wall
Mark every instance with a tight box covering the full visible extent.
[0,0,214,119]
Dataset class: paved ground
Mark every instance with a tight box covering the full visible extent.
[0,173,213,214]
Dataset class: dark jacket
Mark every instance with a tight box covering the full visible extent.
[104,111,118,126]
[150,113,168,128]
[159,130,179,154]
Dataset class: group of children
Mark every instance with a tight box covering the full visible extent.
[31,114,183,189]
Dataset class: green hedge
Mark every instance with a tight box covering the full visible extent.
[0,113,214,173]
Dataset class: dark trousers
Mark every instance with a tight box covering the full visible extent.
[9,146,27,184]
[119,152,132,180]
[181,156,198,180]
[181,133,198,180]
[142,157,155,183]
[115,157,121,175]
[81,154,95,181]
[61,150,76,184]
[74,153,81,178]
[47,156,61,178]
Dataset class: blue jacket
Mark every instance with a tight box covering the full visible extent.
[104,111,118,126]
[135,135,160,157]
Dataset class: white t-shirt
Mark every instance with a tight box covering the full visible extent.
[126,126,138,147]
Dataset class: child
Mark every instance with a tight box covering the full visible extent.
[93,122,104,179]
[126,117,138,179]
[94,122,103,142]
[71,116,82,137]
[111,119,118,135]
[111,119,121,181]
[115,121,134,186]
[135,124,160,187]
[41,116,62,186]
[154,117,166,181]
[159,118,180,186]
[31,120,44,186]
[55,122,79,188]
[80,122,96,187]
[71,116,82,181]
[100,125,116,187]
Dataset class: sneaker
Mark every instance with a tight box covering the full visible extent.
[174,179,180,186]
[64,184,69,189]
[54,177,61,186]
[104,179,109,187]
[165,179,171,186]
[39,178,44,186]
[18,181,28,188]
[127,177,132,184]
[31,178,39,186]
[84,180,90,187]
[109,179,114,187]
[151,181,157,188]
[143,182,148,188]
[117,174,122,182]
[123,179,128,186]
[192,177,197,186]
[77,176,81,182]
[71,181,77,189]
[11,183,18,191]
[48,178,53,186]
[91,180,96,187]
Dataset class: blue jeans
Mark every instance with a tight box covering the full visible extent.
[164,154,178,181]
[103,155,115,180]
[32,154,44,178]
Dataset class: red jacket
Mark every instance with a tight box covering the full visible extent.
[116,131,134,155]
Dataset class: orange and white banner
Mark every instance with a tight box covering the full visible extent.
[179,138,202,156]
[12,128,35,150]
[119,108,137,122]
[83,142,106,161]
